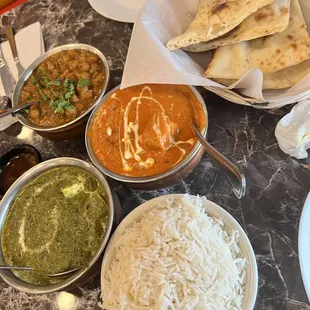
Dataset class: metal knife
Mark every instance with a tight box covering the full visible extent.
[6,26,25,79]
[0,50,15,99]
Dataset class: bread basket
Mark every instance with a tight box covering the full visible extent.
[204,86,310,109]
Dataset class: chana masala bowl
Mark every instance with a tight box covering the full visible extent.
[85,84,208,189]
[12,44,110,140]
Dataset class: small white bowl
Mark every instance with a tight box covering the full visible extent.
[101,194,258,309]
[298,192,310,302]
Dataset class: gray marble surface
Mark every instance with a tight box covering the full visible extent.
[0,0,310,309]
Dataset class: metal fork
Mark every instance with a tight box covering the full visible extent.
[0,96,10,111]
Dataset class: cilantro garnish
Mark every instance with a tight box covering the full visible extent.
[49,79,76,113]
[29,75,78,114]
[53,99,73,113]
[64,81,75,99]
[41,76,50,86]
[77,78,90,88]
[30,76,37,85]
[48,78,62,86]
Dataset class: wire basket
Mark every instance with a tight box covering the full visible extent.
[204,86,310,109]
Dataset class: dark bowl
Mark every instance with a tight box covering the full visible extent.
[0,144,42,196]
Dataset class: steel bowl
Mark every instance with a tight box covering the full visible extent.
[0,157,116,294]
[85,85,208,190]
[12,44,110,140]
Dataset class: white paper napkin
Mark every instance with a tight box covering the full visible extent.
[0,22,44,131]
[121,0,310,107]
[275,99,310,159]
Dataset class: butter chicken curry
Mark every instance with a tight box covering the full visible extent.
[19,49,105,127]
[88,84,206,177]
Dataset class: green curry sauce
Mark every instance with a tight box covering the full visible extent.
[1,166,109,285]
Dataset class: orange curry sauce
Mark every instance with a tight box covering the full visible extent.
[88,84,206,177]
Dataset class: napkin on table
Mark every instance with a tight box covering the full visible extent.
[275,99,310,159]
[0,22,44,131]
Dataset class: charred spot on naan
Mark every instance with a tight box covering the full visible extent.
[212,2,228,13]
[280,7,289,14]
[290,43,298,50]
[254,13,268,22]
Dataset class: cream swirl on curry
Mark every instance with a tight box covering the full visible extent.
[88,84,206,177]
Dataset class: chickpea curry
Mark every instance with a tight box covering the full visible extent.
[88,84,206,177]
[19,49,105,127]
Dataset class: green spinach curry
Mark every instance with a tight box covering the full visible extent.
[1,166,109,285]
[19,49,105,127]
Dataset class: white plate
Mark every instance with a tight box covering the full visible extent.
[88,0,146,23]
[101,194,258,310]
[299,192,310,302]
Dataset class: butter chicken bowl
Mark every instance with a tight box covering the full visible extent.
[86,84,207,189]
[0,158,114,294]
[12,44,110,140]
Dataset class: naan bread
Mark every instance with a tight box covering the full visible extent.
[214,60,310,89]
[184,0,291,52]
[166,0,273,51]
[205,0,310,79]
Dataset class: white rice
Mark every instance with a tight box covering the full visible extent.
[102,194,247,310]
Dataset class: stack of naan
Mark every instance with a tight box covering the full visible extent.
[167,0,310,90]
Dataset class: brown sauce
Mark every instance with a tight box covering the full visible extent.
[0,154,37,192]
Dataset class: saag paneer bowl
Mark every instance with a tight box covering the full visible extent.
[0,158,115,294]
[12,44,110,140]
[85,84,208,190]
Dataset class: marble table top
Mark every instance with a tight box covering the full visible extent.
[1,0,310,309]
